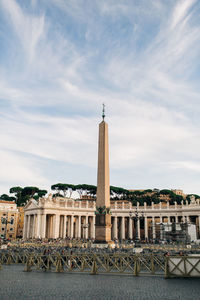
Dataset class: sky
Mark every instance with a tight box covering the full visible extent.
[0,0,200,196]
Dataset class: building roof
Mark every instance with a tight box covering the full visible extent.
[0,200,15,204]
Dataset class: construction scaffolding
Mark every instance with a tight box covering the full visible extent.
[149,222,191,244]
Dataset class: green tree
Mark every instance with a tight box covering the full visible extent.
[51,183,69,197]
[0,194,16,201]
[33,189,48,200]
[9,186,23,206]
[75,184,84,198]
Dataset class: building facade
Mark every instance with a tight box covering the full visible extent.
[0,200,18,239]
[16,207,24,238]
[23,194,200,241]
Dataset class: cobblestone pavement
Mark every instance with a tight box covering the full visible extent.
[0,265,199,300]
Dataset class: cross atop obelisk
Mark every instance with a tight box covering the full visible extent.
[95,104,112,243]
[102,103,105,121]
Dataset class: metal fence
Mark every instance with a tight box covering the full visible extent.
[0,252,165,275]
[1,252,200,277]
[165,256,200,278]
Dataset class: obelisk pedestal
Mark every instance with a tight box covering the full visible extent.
[95,109,112,244]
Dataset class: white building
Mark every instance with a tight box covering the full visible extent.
[23,194,200,241]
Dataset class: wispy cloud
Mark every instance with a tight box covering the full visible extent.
[0,0,200,194]
[1,0,45,63]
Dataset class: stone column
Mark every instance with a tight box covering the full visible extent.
[41,214,46,239]
[63,215,67,238]
[144,216,148,240]
[85,216,89,239]
[67,216,71,237]
[198,216,200,238]
[121,217,125,240]
[70,215,74,238]
[76,216,80,238]
[59,216,63,238]
[186,216,190,223]
[78,216,81,239]
[27,215,30,239]
[152,217,156,240]
[167,216,170,223]
[91,216,95,239]
[50,215,53,238]
[23,215,27,239]
[33,214,36,238]
[113,216,118,240]
[137,218,141,239]
[37,212,41,239]
[175,215,178,223]
[53,214,60,239]
[128,217,133,239]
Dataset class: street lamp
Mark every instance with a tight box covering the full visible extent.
[129,208,144,246]
[160,222,165,242]
[1,214,14,240]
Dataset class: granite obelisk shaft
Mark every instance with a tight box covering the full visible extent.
[97,121,110,207]
[95,119,112,243]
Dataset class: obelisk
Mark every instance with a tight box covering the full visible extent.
[95,104,112,243]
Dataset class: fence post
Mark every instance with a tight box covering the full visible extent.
[151,254,155,275]
[6,253,12,265]
[91,255,98,275]
[56,254,64,272]
[24,256,32,272]
[165,257,169,279]
[47,256,51,270]
[134,256,139,276]
[81,258,85,271]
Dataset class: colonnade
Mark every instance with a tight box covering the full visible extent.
[23,197,200,241]
[111,215,200,241]
[23,214,95,240]
[24,213,200,241]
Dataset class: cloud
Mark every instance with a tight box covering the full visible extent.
[0,0,200,195]
[168,161,200,173]
[170,0,196,29]
[1,0,45,63]
[0,149,49,194]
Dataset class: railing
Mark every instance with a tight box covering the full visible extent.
[0,252,165,276]
[165,256,200,278]
[55,199,200,212]
[1,251,200,278]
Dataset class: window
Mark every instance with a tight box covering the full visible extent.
[10,228,13,231]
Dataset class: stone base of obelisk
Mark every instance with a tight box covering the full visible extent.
[94,214,114,244]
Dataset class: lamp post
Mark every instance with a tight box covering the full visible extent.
[129,208,144,246]
[160,222,164,243]
[1,213,14,240]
